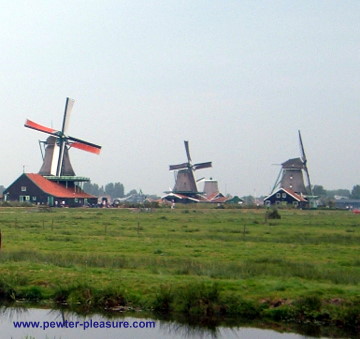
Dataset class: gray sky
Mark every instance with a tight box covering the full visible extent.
[1,1,359,197]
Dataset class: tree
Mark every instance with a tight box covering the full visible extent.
[241,195,255,205]
[313,185,326,197]
[105,183,115,198]
[83,182,104,196]
[126,189,138,197]
[113,182,125,198]
[326,189,350,198]
[105,182,124,198]
[351,185,360,199]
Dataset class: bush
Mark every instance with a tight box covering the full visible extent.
[173,282,220,317]
[0,280,16,301]
[266,209,281,220]
[153,286,174,313]
[295,295,322,313]
[153,282,221,317]
[222,294,262,319]
[94,287,127,309]
[263,306,293,322]
[20,286,44,302]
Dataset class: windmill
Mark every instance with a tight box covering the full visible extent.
[25,98,101,177]
[169,141,212,195]
[271,131,314,200]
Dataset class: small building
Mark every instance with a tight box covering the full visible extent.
[225,196,243,205]
[114,190,147,204]
[203,179,219,196]
[3,173,97,207]
[334,198,360,210]
[263,188,308,208]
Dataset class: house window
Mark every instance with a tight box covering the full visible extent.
[32,196,37,201]
[293,201,299,207]
[21,186,27,192]
[276,193,281,198]
[282,193,286,198]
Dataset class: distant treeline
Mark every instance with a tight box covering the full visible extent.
[82,182,160,200]
[82,182,140,199]
[312,184,360,199]
[83,182,124,199]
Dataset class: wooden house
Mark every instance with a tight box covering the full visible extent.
[3,173,97,207]
[263,188,308,208]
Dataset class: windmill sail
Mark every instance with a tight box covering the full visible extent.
[193,162,212,170]
[70,140,102,154]
[25,120,57,135]
[298,130,313,196]
[184,140,192,162]
[61,98,75,134]
[169,162,189,171]
[57,98,75,176]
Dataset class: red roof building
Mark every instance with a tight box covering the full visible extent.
[3,173,97,207]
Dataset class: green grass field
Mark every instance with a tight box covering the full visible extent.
[0,206,359,335]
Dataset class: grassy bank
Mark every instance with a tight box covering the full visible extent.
[0,207,359,335]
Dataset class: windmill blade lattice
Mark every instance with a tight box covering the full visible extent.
[184,140,192,163]
[25,119,57,135]
[298,130,313,196]
[169,162,189,171]
[193,161,212,171]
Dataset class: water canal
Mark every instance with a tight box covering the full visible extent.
[0,307,325,339]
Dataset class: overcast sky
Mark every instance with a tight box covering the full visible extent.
[1,1,359,197]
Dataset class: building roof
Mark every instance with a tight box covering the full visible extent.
[264,187,307,202]
[282,188,307,201]
[26,173,95,199]
[202,192,228,203]
[210,196,228,203]
[161,192,200,202]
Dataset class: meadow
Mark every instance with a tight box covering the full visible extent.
[0,206,359,335]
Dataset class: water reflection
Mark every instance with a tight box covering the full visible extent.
[0,306,323,339]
